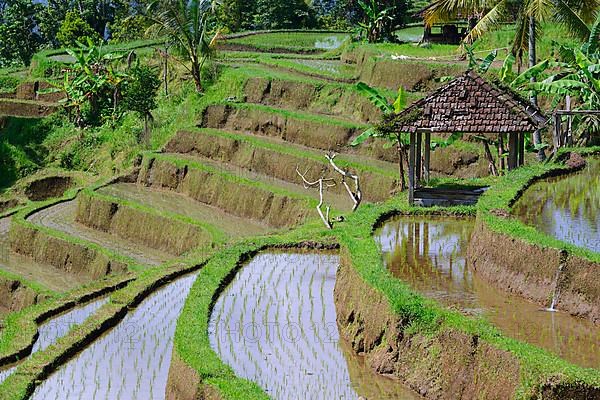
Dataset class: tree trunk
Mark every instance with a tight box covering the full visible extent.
[191,58,203,92]
[529,16,546,161]
[143,114,150,147]
[397,141,407,191]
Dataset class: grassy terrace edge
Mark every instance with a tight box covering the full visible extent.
[171,174,600,400]
[477,146,600,264]
[146,152,320,207]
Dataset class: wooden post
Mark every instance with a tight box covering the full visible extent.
[553,113,561,150]
[424,131,431,183]
[518,132,525,166]
[508,132,518,170]
[415,131,422,185]
[408,131,416,205]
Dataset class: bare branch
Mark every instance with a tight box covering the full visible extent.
[325,152,362,211]
[296,165,335,229]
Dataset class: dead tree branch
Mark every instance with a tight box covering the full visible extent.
[296,166,336,229]
[325,152,362,211]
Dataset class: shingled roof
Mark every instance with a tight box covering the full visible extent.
[388,70,547,135]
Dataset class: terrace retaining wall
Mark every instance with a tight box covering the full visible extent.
[76,191,212,256]
[334,251,600,399]
[467,219,600,323]
[138,156,312,228]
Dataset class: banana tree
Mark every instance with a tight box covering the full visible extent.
[357,0,395,43]
[351,82,410,190]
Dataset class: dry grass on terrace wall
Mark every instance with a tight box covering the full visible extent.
[138,157,312,228]
[76,192,212,256]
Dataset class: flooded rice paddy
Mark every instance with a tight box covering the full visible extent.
[209,252,421,400]
[30,273,198,399]
[0,216,87,292]
[375,216,600,368]
[27,200,171,266]
[513,157,600,253]
[314,35,348,50]
[0,297,107,384]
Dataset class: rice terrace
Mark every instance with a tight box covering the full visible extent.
[1,0,600,399]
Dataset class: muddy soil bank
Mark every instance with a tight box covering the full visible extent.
[334,253,599,399]
[201,105,488,178]
[0,100,58,118]
[201,104,360,153]
[9,221,128,280]
[138,156,312,228]
[0,277,46,316]
[467,219,600,323]
[76,191,212,256]
[243,76,382,124]
[165,130,397,202]
[0,82,64,103]
[0,199,19,215]
[25,176,74,201]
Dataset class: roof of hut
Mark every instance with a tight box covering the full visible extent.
[386,70,547,135]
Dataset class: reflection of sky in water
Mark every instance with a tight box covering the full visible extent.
[514,158,599,253]
[314,36,347,50]
[540,200,599,253]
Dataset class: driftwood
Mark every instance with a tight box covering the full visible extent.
[325,152,362,211]
[296,166,336,229]
[296,152,363,229]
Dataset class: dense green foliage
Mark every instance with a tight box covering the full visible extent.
[56,11,102,47]
[0,0,42,67]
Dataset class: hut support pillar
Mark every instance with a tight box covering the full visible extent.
[424,131,431,182]
[508,132,518,170]
[518,132,525,166]
[408,131,416,205]
[416,131,422,184]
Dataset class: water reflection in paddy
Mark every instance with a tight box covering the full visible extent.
[0,297,107,384]
[513,157,600,253]
[375,216,600,368]
[209,252,422,399]
[30,273,198,399]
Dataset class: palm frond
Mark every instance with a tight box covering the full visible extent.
[464,0,508,44]
[552,0,592,41]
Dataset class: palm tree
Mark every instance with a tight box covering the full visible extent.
[146,0,220,92]
[423,0,599,158]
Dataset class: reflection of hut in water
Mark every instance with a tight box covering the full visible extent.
[414,1,476,45]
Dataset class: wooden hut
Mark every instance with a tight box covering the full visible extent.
[386,70,547,206]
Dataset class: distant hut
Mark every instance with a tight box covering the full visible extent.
[384,70,546,206]
[415,1,476,45]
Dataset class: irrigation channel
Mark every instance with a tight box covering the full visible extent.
[209,251,422,400]
[0,297,107,384]
[513,157,600,253]
[29,273,198,399]
[375,216,600,368]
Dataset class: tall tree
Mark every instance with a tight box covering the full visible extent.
[146,0,220,92]
[217,0,256,32]
[0,0,42,66]
[254,0,317,29]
